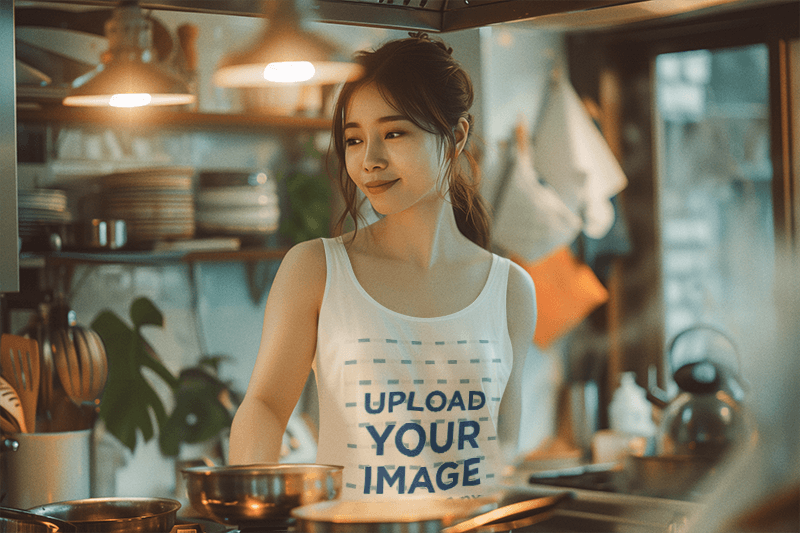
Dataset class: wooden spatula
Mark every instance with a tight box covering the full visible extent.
[0,334,40,433]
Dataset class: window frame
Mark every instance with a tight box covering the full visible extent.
[564,1,798,400]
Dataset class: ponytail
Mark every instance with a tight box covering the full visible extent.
[448,136,490,249]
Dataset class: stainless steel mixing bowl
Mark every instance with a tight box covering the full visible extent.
[181,463,343,528]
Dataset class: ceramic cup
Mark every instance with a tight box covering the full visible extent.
[2,429,92,508]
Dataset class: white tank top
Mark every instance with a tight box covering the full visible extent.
[312,237,514,500]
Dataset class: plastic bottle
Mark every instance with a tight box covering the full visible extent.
[609,372,657,437]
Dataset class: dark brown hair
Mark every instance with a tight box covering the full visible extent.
[330,33,490,249]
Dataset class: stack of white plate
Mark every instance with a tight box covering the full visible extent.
[195,170,280,236]
[18,188,71,239]
[102,167,195,245]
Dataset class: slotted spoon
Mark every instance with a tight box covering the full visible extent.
[0,334,39,433]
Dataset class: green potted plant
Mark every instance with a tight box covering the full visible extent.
[90,297,239,457]
[158,355,239,458]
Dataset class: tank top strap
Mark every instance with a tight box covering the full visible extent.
[484,253,511,316]
[321,237,351,292]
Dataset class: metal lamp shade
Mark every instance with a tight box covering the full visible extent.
[62,1,195,107]
[63,58,195,107]
[214,2,362,87]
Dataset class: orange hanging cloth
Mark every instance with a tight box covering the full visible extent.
[514,246,609,348]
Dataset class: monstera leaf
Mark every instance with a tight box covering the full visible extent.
[91,297,179,453]
[158,365,234,457]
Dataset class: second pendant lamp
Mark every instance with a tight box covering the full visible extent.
[63,0,195,107]
[213,0,362,88]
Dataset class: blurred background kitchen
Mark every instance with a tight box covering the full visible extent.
[0,0,797,531]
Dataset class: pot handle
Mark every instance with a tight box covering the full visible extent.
[441,492,573,533]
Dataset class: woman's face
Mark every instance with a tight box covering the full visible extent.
[343,83,448,217]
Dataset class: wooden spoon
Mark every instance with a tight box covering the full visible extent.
[0,375,27,433]
[0,413,20,434]
[0,334,39,433]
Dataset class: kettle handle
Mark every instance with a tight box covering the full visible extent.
[666,323,741,375]
[646,365,670,409]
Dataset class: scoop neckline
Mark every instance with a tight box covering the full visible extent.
[332,237,498,322]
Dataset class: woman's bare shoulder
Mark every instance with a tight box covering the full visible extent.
[271,238,327,303]
[282,238,326,272]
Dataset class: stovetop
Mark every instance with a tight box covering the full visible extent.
[236,521,294,533]
[528,462,625,494]
[176,517,294,533]
[176,478,703,533]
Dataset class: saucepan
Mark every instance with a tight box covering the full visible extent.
[28,497,181,533]
[291,490,574,533]
[624,454,722,500]
[181,463,344,528]
[70,219,127,250]
[0,507,76,533]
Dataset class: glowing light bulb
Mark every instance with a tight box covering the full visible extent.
[263,61,315,83]
[109,93,152,108]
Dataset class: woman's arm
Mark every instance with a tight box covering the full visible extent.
[228,239,326,464]
[497,261,537,462]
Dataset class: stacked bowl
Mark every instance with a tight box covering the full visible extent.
[195,170,280,240]
[18,188,72,251]
[101,167,195,246]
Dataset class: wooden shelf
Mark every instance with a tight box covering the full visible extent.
[20,247,290,266]
[182,247,289,263]
[17,107,332,133]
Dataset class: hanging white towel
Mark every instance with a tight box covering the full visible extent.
[532,75,628,239]
[492,123,582,263]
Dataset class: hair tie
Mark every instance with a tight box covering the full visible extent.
[407,31,453,55]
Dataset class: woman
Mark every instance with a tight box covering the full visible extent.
[229,33,536,500]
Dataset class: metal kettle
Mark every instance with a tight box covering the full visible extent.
[647,325,750,458]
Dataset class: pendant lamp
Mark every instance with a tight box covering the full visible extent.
[63,1,195,107]
[213,0,362,87]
